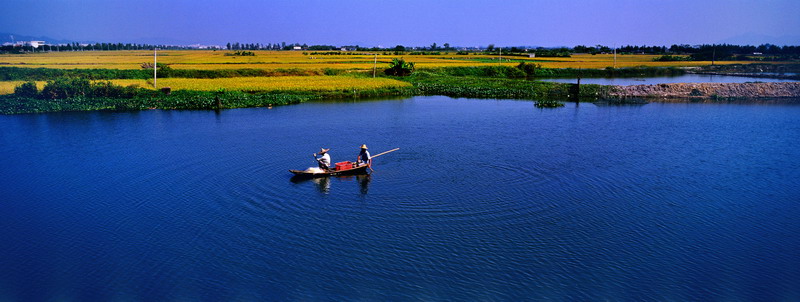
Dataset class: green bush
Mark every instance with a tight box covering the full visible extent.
[653,55,692,62]
[385,58,415,76]
[224,51,256,56]
[14,81,38,97]
[90,81,140,98]
[516,62,542,76]
[41,78,92,99]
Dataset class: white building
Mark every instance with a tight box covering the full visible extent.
[25,41,45,48]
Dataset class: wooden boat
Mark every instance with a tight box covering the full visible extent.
[289,163,369,178]
[289,148,399,179]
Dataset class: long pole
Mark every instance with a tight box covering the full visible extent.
[370,148,400,159]
[613,44,617,68]
[373,54,377,78]
[154,48,158,89]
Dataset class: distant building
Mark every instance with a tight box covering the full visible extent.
[25,41,45,48]
[2,41,46,48]
[293,46,302,50]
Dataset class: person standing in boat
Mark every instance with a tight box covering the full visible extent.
[356,144,371,167]
[314,148,331,170]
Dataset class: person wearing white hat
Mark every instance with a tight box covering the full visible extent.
[355,144,371,166]
[314,148,331,170]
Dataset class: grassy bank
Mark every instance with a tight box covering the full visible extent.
[0,77,416,114]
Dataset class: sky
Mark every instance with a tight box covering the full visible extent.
[1,0,799,47]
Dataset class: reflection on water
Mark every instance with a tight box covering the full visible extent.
[357,174,371,195]
[290,173,371,195]
[311,177,330,194]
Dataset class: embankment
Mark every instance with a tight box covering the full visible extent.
[607,82,800,99]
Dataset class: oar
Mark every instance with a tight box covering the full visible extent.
[370,148,400,159]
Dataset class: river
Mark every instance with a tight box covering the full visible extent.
[1,96,799,300]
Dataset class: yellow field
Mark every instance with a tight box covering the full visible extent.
[109,76,412,92]
[0,50,761,71]
[0,76,410,95]
[0,50,774,95]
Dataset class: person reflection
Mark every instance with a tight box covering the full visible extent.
[357,174,371,195]
[311,177,331,194]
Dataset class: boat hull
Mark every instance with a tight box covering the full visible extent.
[289,164,369,178]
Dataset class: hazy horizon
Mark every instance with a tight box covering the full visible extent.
[2,0,799,47]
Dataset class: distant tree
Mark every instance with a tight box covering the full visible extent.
[443,43,450,50]
[487,44,495,51]
[430,42,438,50]
[394,45,406,51]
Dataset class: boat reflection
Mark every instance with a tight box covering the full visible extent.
[290,173,371,195]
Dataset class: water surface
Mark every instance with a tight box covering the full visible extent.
[2,97,799,300]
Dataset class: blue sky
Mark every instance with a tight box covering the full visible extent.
[1,0,799,46]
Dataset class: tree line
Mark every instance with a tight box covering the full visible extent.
[4,39,799,60]
[0,42,218,53]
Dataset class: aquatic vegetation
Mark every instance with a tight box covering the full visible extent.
[0,90,315,114]
[534,100,565,108]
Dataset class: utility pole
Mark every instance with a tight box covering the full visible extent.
[712,47,716,66]
[499,47,502,62]
[154,48,158,89]
[373,54,377,78]
[613,44,617,68]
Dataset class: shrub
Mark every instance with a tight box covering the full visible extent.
[14,81,38,97]
[41,78,92,99]
[90,81,140,98]
[516,62,542,76]
[323,68,342,76]
[224,51,256,56]
[385,58,415,76]
[653,55,692,62]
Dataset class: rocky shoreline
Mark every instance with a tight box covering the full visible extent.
[607,82,800,99]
